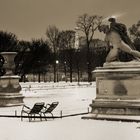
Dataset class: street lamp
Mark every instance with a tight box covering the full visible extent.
[56,60,59,64]
[56,60,59,82]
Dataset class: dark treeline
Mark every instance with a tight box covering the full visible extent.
[0,14,140,82]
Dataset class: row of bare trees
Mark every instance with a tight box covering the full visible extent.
[0,14,140,82]
[76,14,102,82]
[46,14,103,82]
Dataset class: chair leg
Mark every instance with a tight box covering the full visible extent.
[51,113,54,119]
[40,114,42,121]
[29,114,31,122]
[44,114,47,121]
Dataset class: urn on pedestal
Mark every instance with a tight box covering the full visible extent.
[0,52,24,107]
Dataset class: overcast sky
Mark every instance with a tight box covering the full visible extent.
[0,0,139,41]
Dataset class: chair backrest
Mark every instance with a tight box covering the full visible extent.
[30,102,45,114]
[45,102,59,113]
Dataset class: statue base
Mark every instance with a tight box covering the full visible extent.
[90,61,140,116]
[0,75,24,107]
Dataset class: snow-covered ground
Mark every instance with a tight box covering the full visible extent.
[1,116,140,140]
[21,82,96,116]
[0,82,140,140]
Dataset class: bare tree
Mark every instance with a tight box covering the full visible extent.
[76,13,102,82]
[58,30,75,82]
[129,20,140,40]
[46,25,60,82]
[129,20,140,51]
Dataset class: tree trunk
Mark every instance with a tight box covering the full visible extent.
[87,40,92,82]
[38,72,41,83]
[69,50,73,83]
[64,63,67,82]
[77,65,80,84]
[70,62,72,83]
[53,63,56,82]
[23,74,26,83]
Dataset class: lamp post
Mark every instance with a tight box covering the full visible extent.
[64,61,67,82]
[56,60,59,82]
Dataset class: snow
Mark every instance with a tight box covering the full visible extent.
[20,82,96,116]
[0,116,140,140]
[0,82,140,140]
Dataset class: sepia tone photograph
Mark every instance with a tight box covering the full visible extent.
[0,0,140,140]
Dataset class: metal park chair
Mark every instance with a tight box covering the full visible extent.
[41,102,59,119]
[21,102,45,122]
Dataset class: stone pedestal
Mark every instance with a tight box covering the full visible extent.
[90,61,140,115]
[0,52,24,107]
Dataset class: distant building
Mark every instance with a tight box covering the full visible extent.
[79,37,108,49]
